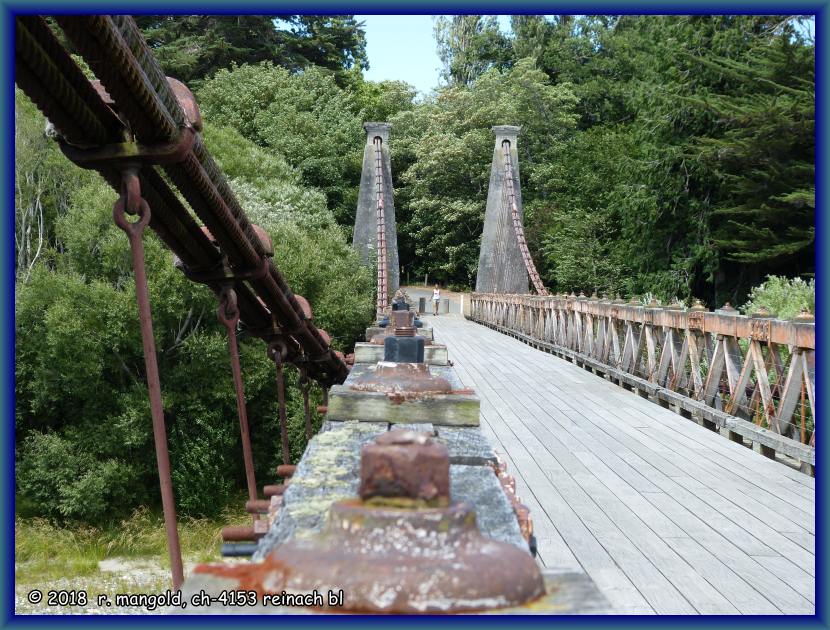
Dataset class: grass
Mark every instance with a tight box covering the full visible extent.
[15,500,250,614]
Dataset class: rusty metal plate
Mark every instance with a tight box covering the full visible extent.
[196,501,545,613]
[750,319,771,342]
[349,362,453,397]
[688,311,705,332]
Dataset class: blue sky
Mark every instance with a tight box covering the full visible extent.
[356,15,512,96]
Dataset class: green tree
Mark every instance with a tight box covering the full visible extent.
[14,89,97,283]
[198,63,364,225]
[280,15,368,81]
[740,275,815,320]
[352,78,417,124]
[133,15,367,87]
[434,15,513,86]
[393,59,578,286]
[134,15,286,87]
[526,15,813,303]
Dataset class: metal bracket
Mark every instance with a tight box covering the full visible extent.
[750,319,771,343]
[688,311,705,332]
[59,125,196,170]
[177,256,269,285]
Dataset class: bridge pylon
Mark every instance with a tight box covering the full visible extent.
[354,122,399,311]
[476,125,547,295]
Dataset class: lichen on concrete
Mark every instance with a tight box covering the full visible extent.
[253,421,386,560]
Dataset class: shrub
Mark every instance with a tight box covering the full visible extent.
[15,99,373,522]
[740,275,815,320]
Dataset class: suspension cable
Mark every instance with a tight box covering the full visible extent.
[374,136,388,314]
[501,140,548,296]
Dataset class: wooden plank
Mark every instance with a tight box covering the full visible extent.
[754,556,815,604]
[429,316,816,613]
[476,410,659,613]
[488,390,733,613]
[455,358,671,613]
[781,530,815,553]
[663,536,780,614]
[656,328,674,386]
[645,493,813,613]
[702,336,726,405]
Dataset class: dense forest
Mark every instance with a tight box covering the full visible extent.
[15,15,815,523]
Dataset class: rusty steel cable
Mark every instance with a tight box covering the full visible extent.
[374,136,388,313]
[501,141,548,296]
[43,15,346,386]
[15,19,233,283]
[217,286,259,515]
[15,18,117,146]
[112,167,184,590]
[268,341,293,466]
[14,14,356,587]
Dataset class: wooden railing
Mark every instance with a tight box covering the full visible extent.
[470,293,816,473]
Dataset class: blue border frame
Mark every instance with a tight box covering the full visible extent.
[2,2,826,628]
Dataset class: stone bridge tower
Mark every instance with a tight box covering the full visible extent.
[353,122,400,301]
[475,125,529,294]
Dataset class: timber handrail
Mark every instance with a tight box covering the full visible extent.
[470,293,815,472]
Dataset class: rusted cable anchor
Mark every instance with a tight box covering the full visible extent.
[217,285,259,520]
[267,339,292,466]
[111,166,184,591]
[195,431,545,613]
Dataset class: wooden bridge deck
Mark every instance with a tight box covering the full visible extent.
[428,314,815,615]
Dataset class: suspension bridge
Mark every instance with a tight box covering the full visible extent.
[14,15,816,615]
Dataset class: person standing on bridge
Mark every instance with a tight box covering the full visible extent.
[432,284,441,316]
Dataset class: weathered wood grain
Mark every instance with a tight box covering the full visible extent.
[426,314,815,615]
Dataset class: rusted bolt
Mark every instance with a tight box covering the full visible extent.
[221,521,268,542]
[263,484,286,497]
[359,431,450,506]
[276,464,296,478]
[513,503,532,540]
[350,362,452,396]
[246,499,272,514]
